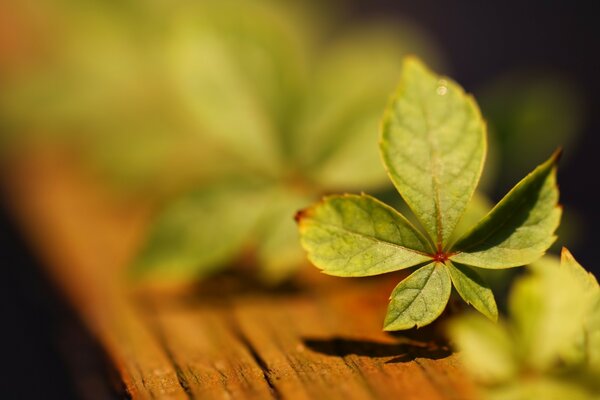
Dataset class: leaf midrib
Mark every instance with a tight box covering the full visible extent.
[389,263,437,326]
[417,91,444,250]
[311,220,432,258]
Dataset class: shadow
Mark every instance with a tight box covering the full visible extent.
[303,335,451,364]
[133,269,311,311]
[133,267,399,312]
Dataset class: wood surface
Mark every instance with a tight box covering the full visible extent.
[1,149,477,399]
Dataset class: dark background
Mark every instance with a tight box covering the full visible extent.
[1,0,598,397]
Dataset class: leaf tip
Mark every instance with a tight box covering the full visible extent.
[294,204,316,225]
[560,246,574,263]
[402,53,422,66]
[294,208,307,224]
[401,54,431,76]
[551,147,563,164]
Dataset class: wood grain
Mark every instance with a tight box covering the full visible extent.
[2,149,477,399]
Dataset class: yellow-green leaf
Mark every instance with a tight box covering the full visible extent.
[381,57,486,248]
[384,262,451,330]
[295,24,440,191]
[131,182,267,282]
[256,190,312,284]
[448,313,517,384]
[447,261,498,321]
[451,152,561,268]
[297,194,432,277]
[509,255,590,370]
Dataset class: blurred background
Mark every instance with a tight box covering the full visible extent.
[1,0,598,397]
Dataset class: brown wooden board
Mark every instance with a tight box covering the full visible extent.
[1,149,476,399]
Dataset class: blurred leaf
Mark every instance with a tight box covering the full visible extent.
[295,23,440,191]
[165,0,312,175]
[449,249,600,399]
[131,181,268,282]
[510,251,599,370]
[255,189,313,284]
[448,313,516,384]
[450,192,492,242]
[486,379,594,400]
[1,1,447,283]
[556,248,600,369]
[480,72,584,184]
[585,296,600,373]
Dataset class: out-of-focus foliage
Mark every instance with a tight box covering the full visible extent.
[449,249,600,400]
[0,0,442,283]
[477,73,585,254]
[479,72,584,186]
[297,59,561,330]
[1,0,584,286]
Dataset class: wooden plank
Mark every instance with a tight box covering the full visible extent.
[2,149,188,399]
[1,148,476,399]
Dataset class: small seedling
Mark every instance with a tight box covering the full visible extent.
[296,57,561,330]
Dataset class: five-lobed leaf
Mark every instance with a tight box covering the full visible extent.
[296,56,562,330]
[384,262,451,330]
[381,57,486,248]
[297,194,432,277]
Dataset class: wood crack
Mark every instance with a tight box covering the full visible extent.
[228,317,282,400]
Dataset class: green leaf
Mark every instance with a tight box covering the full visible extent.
[557,248,600,369]
[451,152,561,268]
[295,24,440,191]
[384,262,451,330]
[585,295,600,373]
[449,250,600,398]
[448,313,517,384]
[381,57,486,248]
[297,194,433,277]
[131,182,267,282]
[486,379,594,400]
[509,256,590,370]
[559,248,599,292]
[447,261,498,321]
[481,72,584,184]
[449,192,492,243]
[166,0,310,175]
[255,190,312,284]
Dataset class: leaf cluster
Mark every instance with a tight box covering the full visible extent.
[121,1,440,283]
[297,58,562,330]
[449,249,600,400]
